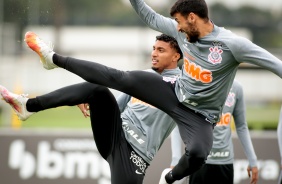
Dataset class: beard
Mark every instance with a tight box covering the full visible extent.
[188,32,200,43]
[186,23,200,43]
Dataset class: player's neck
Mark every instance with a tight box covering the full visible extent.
[199,20,214,38]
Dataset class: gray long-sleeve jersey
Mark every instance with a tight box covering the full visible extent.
[117,68,180,164]
[130,0,282,123]
[171,80,257,166]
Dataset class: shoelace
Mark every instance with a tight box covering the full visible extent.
[40,40,54,58]
[12,94,28,108]
[47,41,54,50]
[15,94,29,115]
[14,94,29,108]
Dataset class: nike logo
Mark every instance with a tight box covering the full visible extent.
[205,118,211,123]
[135,170,143,175]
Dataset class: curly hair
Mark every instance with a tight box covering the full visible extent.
[156,34,183,61]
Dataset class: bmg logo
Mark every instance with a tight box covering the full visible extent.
[8,139,110,183]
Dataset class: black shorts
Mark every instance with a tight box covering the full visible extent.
[189,164,234,184]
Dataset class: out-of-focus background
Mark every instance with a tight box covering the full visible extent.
[0,0,282,183]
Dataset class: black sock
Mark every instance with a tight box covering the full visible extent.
[165,170,176,184]
[26,98,44,112]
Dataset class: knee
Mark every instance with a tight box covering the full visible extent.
[94,85,110,94]
[85,83,111,97]
[187,139,212,160]
[82,83,113,102]
[188,154,206,167]
[185,146,208,166]
[172,149,206,179]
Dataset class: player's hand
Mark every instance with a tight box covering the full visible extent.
[247,166,258,184]
[77,103,90,118]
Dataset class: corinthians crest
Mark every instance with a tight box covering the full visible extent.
[208,41,223,64]
[225,92,235,107]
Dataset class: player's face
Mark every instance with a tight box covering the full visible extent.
[151,40,178,73]
[174,13,200,43]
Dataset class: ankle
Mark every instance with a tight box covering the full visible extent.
[53,53,66,68]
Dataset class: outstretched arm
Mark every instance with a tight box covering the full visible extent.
[230,36,282,78]
[129,0,178,37]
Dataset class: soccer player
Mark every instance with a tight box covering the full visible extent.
[164,80,259,184]
[0,34,182,184]
[7,0,282,182]
[127,0,282,183]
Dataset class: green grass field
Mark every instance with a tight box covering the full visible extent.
[0,106,92,129]
[246,104,280,130]
[0,104,280,130]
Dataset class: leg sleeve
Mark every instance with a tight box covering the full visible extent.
[53,55,215,181]
[169,104,214,181]
[34,82,105,109]
[87,86,123,160]
[57,56,179,113]
[31,82,123,160]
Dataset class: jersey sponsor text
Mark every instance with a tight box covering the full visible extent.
[208,151,230,158]
[183,57,212,83]
[217,113,231,126]
[122,122,145,144]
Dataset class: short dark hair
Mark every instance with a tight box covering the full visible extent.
[170,0,209,20]
[156,34,183,61]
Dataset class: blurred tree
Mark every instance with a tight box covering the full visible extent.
[3,0,29,54]
[210,3,282,47]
